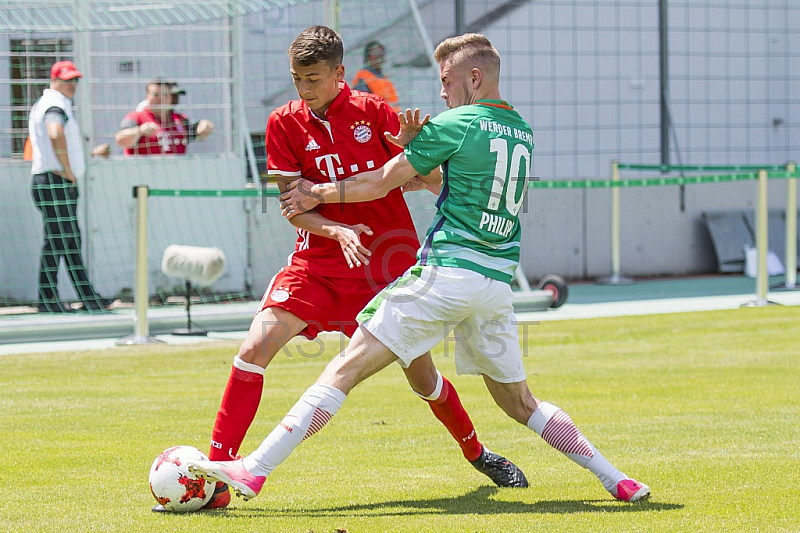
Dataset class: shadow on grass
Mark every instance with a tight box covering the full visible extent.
[209,486,683,518]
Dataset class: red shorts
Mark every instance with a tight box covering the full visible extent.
[258,265,389,340]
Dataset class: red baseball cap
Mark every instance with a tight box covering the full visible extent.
[51,61,82,80]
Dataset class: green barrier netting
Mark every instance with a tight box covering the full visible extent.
[529,173,759,189]
[148,188,279,198]
[143,169,799,197]
[533,170,794,189]
[617,163,790,172]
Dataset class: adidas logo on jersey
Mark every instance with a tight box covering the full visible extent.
[305,139,321,151]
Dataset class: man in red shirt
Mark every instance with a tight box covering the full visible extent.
[115,79,213,155]
[195,26,526,511]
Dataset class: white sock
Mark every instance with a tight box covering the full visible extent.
[527,401,626,493]
[243,384,346,477]
[233,354,265,375]
[412,371,444,401]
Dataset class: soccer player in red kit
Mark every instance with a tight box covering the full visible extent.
[196,26,527,510]
[115,79,213,155]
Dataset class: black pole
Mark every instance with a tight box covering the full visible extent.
[659,0,684,210]
[171,279,206,336]
[659,0,669,167]
[455,0,465,35]
[185,280,192,332]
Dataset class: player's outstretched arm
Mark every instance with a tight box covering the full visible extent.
[280,152,418,218]
[403,166,443,195]
[274,175,373,268]
[115,121,157,149]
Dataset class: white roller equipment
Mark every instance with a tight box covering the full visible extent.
[162,245,226,287]
[161,245,226,335]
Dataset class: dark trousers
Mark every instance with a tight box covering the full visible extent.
[32,172,102,305]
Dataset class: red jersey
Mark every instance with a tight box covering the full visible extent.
[121,108,189,155]
[267,83,419,283]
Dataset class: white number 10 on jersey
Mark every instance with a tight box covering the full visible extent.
[487,137,531,216]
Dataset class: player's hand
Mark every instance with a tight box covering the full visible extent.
[62,168,77,184]
[384,108,430,148]
[280,179,320,219]
[138,122,159,137]
[196,119,214,138]
[332,224,373,269]
[90,143,110,158]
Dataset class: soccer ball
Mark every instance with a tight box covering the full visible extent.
[149,445,214,512]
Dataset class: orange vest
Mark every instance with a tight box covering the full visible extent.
[352,69,399,110]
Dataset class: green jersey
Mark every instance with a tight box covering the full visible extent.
[404,99,534,284]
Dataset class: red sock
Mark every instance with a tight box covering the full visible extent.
[426,378,483,462]
[208,365,263,461]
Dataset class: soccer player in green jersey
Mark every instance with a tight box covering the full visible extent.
[188,33,650,503]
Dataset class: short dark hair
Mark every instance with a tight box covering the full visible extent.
[288,25,343,68]
[364,40,384,61]
[146,78,172,95]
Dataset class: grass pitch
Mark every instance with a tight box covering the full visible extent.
[2,306,799,532]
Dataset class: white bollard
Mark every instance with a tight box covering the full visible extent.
[756,169,769,304]
[784,162,797,289]
[743,169,773,307]
[116,186,163,345]
[597,160,633,285]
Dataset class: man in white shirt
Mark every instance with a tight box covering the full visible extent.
[28,60,111,313]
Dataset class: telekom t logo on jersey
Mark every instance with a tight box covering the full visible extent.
[315,153,342,181]
[315,153,376,181]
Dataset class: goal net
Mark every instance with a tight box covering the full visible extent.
[0,0,443,312]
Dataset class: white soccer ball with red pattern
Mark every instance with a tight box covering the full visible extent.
[149,445,214,512]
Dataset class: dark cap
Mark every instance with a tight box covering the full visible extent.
[147,78,186,96]
[147,77,172,87]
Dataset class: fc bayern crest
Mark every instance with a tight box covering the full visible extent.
[353,124,372,143]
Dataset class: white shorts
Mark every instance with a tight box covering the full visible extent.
[358,265,526,383]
